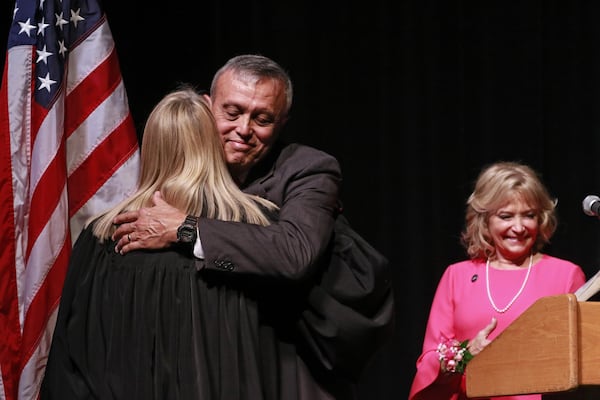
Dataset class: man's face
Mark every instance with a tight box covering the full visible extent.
[210,70,288,183]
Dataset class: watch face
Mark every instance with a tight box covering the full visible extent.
[177,227,195,243]
[177,216,198,243]
[179,229,193,243]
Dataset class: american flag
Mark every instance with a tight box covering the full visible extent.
[0,0,140,399]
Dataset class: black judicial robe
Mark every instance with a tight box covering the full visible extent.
[40,225,285,399]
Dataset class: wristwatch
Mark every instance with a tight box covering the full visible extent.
[176,215,198,244]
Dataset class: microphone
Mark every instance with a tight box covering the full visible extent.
[583,195,600,217]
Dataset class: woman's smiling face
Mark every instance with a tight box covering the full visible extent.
[488,194,538,264]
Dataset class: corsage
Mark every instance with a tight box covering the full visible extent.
[436,337,473,374]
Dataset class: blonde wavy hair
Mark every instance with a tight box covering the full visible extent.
[91,87,278,240]
[460,161,557,261]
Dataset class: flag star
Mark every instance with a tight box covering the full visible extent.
[36,45,53,64]
[38,18,50,36]
[13,6,18,18]
[18,18,36,37]
[38,72,56,92]
[55,12,68,30]
[58,40,68,57]
[39,0,45,10]
[70,8,85,28]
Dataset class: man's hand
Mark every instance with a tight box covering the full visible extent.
[466,317,497,356]
[112,191,186,254]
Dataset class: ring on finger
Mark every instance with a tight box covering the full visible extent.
[128,233,132,242]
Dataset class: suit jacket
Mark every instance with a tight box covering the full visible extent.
[198,141,394,400]
[200,141,341,279]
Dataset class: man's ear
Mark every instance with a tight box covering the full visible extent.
[202,94,212,107]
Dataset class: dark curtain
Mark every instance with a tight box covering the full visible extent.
[3,1,600,398]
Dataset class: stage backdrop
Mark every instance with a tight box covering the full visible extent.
[3,1,600,398]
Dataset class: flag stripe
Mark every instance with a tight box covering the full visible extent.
[68,113,138,215]
[22,186,69,322]
[69,151,140,243]
[65,23,120,137]
[26,136,66,262]
[66,79,132,180]
[20,239,70,368]
[0,46,31,400]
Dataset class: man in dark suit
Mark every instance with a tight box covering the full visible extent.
[113,54,393,399]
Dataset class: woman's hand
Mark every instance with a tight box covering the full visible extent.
[467,317,497,356]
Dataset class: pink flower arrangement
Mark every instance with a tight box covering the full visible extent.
[437,337,473,374]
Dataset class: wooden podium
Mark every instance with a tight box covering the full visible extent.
[465,294,600,398]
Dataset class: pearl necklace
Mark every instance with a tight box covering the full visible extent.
[485,254,533,313]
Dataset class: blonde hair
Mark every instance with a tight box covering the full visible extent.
[460,161,557,260]
[92,87,278,240]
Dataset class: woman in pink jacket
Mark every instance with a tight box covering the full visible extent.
[409,161,586,400]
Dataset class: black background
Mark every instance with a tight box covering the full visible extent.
[4,2,600,398]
